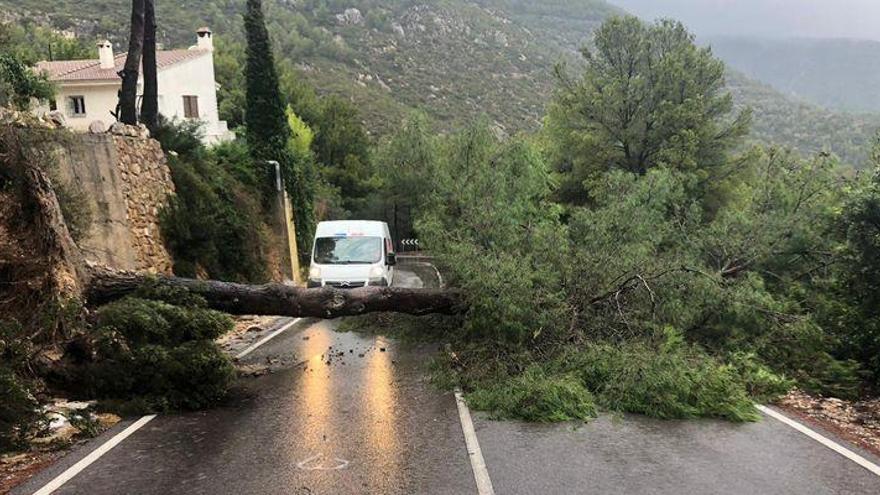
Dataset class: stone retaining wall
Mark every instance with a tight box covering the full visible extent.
[113,134,175,274]
[49,127,175,274]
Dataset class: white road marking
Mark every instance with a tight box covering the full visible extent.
[32,415,156,495]
[758,404,880,477]
[296,453,350,471]
[427,262,444,289]
[235,318,303,360]
[455,389,495,495]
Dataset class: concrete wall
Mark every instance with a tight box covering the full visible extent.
[50,129,175,274]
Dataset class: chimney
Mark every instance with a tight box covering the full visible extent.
[97,40,114,69]
[196,27,213,51]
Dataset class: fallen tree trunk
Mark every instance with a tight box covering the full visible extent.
[85,266,466,318]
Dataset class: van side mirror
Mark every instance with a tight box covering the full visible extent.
[386,252,397,266]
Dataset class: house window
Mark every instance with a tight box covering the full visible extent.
[182,95,199,119]
[67,96,86,117]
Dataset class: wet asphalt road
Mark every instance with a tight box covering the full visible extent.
[14,266,880,494]
[18,318,474,495]
[476,413,880,494]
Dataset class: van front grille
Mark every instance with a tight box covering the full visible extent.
[325,281,366,289]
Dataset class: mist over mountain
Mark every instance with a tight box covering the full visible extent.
[614,0,880,41]
[707,36,880,114]
[616,1,880,115]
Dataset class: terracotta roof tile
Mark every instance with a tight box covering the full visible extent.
[37,49,209,82]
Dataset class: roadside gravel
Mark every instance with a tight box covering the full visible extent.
[777,389,880,457]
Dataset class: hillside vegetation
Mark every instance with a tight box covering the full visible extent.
[3,0,878,166]
[726,71,880,169]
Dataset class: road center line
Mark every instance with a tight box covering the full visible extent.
[32,415,156,495]
[455,389,495,495]
[757,404,880,477]
[235,318,302,360]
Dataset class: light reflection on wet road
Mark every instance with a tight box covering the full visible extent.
[16,318,474,495]
[362,336,402,493]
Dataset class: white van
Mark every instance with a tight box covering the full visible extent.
[307,221,396,288]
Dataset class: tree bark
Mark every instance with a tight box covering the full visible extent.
[84,266,466,318]
[140,0,159,132]
[118,0,146,125]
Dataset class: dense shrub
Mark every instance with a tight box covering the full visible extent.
[70,297,235,411]
[77,341,234,411]
[95,298,232,347]
[151,115,205,161]
[727,352,796,403]
[560,340,760,422]
[416,122,569,347]
[0,366,40,451]
[831,165,880,389]
[0,320,44,451]
[165,341,236,409]
[460,333,786,423]
[158,127,270,283]
[0,52,54,110]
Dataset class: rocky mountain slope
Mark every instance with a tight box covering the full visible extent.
[3,0,878,165]
[726,71,880,168]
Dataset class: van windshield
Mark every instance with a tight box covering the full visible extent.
[314,236,383,265]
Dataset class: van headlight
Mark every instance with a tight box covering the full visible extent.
[309,266,321,280]
[369,265,384,278]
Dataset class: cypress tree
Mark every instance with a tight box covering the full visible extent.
[243,0,315,262]
[244,0,287,162]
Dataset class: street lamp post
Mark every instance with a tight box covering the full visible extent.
[265,160,301,284]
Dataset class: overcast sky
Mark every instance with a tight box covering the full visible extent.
[613,0,880,41]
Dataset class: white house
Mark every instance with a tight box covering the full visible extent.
[36,27,233,145]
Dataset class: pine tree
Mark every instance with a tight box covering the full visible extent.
[243,0,314,261]
[546,16,751,207]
